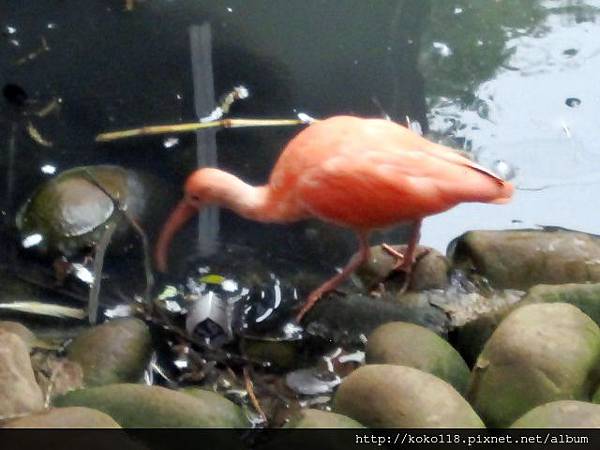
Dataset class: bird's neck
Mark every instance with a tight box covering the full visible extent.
[206,171,279,223]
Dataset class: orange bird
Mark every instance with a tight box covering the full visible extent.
[155,116,513,321]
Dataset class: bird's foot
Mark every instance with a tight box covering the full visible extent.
[381,243,429,272]
[381,243,430,294]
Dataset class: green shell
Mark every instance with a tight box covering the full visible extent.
[16,165,148,256]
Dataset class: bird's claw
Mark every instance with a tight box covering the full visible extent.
[381,243,410,272]
[381,243,430,272]
[381,243,430,294]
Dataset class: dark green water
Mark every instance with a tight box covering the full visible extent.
[1,0,599,270]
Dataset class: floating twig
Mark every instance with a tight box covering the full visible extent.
[26,120,53,147]
[34,97,62,118]
[96,117,307,142]
[243,365,267,423]
[15,36,50,65]
[43,358,65,408]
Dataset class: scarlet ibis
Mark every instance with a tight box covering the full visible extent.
[155,116,514,321]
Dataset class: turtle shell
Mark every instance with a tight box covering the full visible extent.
[16,165,148,256]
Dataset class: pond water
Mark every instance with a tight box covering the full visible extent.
[1,0,599,271]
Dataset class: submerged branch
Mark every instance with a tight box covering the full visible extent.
[88,220,118,324]
[81,170,155,317]
[243,365,267,423]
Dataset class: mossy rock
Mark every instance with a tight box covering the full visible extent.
[334,364,484,427]
[449,229,600,290]
[366,322,469,394]
[468,303,600,427]
[519,283,600,326]
[511,401,600,428]
[0,321,36,350]
[0,332,44,418]
[284,409,364,428]
[356,245,449,291]
[53,383,248,428]
[451,302,515,367]
[453,282,600,366]
[2,407,120,428]
[66,318,152,387]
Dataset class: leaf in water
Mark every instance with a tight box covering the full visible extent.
[26,120,53,147]
[198,274,226,285]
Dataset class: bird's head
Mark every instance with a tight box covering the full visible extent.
[154,168,222,272]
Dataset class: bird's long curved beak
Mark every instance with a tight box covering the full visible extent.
[154,199,198,272]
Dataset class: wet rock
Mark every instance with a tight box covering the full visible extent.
[303,292,449,346]
[66,318,152,387]
[468,303,600,427]
[434,287,524,327]
[0,321,35,350]
[241,338,298,370]
[394,288,522,367]
[16,165,169,257]
[409,248,450,291]
[449,229,600,290]
[355,245,449,291]
[284,408,364,428]
[451,304,513,367]
[334,364,484,427]
[32,354,84,401]
[2,406,120,428]
[519,283,600,326]
[511,400,600,428]
[54,383,248,427]
[0,332,44,418]
[366,322,470,394]
[285,368,340,396]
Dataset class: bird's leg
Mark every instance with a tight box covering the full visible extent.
[296,232,370,322]
[382,220,422,271]
[382,220,424,292]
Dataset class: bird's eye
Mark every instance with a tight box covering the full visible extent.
[190,194,201,201]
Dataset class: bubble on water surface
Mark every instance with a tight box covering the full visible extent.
[41,164,57,175]
[492,160,517,181]
[433,41,453,57]
[163,136,179,148]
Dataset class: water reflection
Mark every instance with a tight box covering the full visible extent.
[424,0,600,250]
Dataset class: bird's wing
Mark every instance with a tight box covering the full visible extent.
[295,148,509,228]
[418,143,506,187]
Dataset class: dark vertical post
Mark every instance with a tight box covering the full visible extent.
[189,23,219,257]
